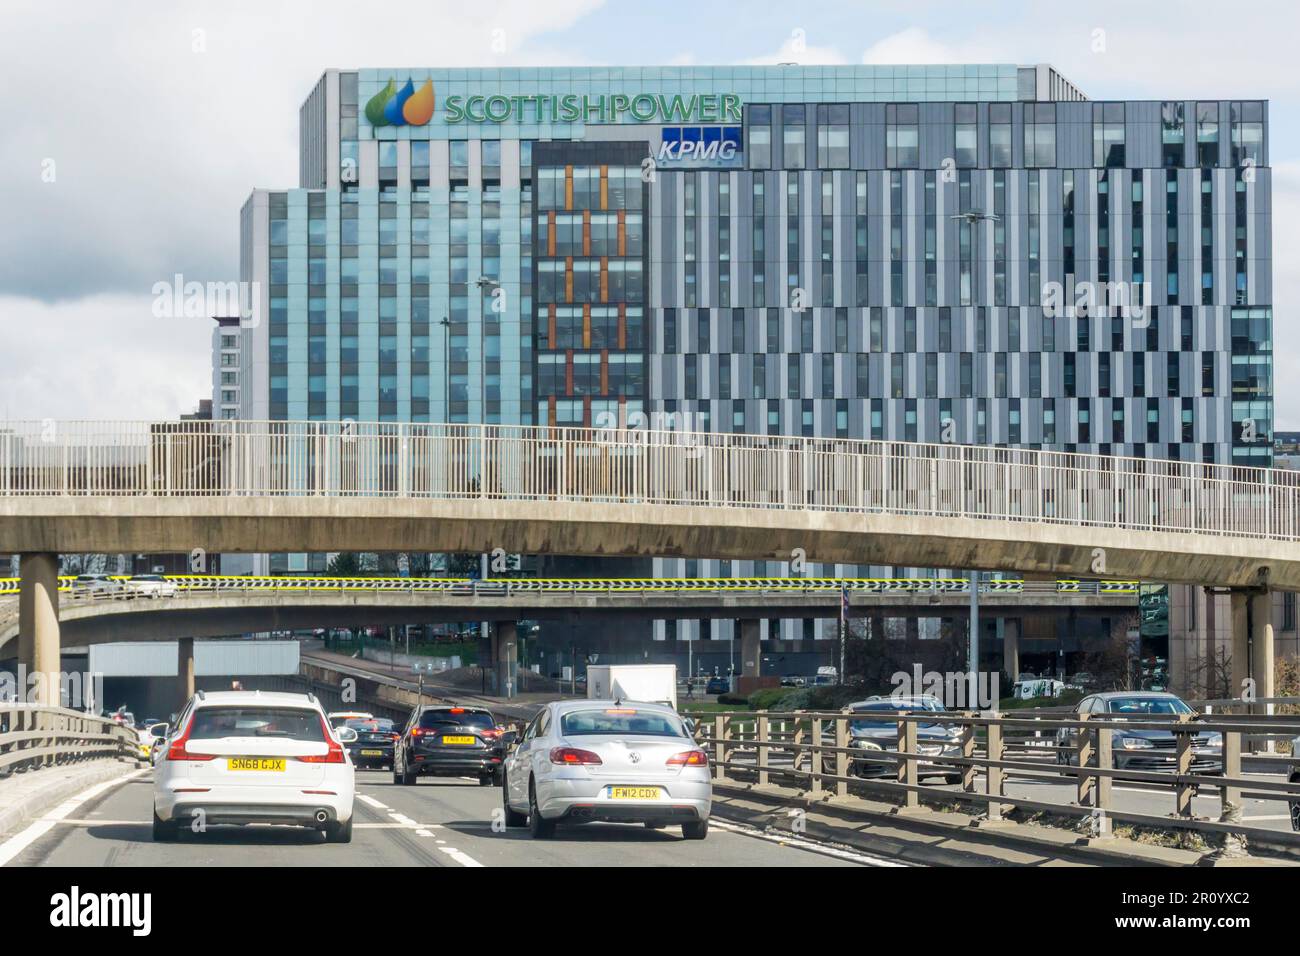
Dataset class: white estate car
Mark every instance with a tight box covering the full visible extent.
[502,699,711,840]
[154,690,356,843]
[124,574,178,598]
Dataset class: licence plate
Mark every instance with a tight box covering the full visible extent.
[360,749,383,757]
[227,757,285,772]
[608,786,662,800]
[441,736,475,745]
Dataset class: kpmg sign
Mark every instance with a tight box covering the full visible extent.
[657,126,744,168]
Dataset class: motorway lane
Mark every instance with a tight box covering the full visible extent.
[2,770,879,868]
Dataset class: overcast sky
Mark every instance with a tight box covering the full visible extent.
[2,0,1298,425]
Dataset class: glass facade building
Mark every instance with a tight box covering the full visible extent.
[223,64,1273,659]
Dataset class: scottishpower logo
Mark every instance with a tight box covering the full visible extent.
[365,78,435,127]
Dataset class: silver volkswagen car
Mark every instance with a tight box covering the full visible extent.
[502,700,711,840]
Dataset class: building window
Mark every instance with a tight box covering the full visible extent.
[1161,102,1184,167]
[782,105,805,169]
[1093,103,1125,167]
[816,104,849,168]
[886,104,919,168]
[747,105,771,170]
[989,103,1012,168]
[954,104,977,167]
[1024,104,1056,167]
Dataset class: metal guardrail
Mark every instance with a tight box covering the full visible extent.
[0,705,137,776]
[0,420,1298,542]
[0,575,1140,599]
[694,709,1300,850]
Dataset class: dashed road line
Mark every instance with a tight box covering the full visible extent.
[709,818,908,867]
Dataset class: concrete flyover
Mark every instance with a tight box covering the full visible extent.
[0,419,1291,702]
[0,576,1136,650]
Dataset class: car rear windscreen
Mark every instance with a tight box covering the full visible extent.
[417,710,495,730]
[560,708,686,737]
[347,717,396,733]
[190,707,326,740]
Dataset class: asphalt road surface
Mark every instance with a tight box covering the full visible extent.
[0,769,893,868]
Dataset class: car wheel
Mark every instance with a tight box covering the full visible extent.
[402,764,418,786]
[681,819,709,840]
[392,754,405,785]
[325,816,353,844]
[478,773,494,787]
[528,780,555,839]
[944,774,963,785]
[152,809,177,843]
[644,822,665,830]
[502,780,527,829]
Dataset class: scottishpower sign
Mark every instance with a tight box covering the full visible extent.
[445,92,742,124]
[366,79,742,126]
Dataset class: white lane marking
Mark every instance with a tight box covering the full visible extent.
[1242,814,1294,822]
[709,818,907,867]
[0,769,147,867]
[388,812,418,826]
[437,845,483,867]
[415,829,434,837]
[357,795,389,810]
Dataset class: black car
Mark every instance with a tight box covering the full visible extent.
[344,717,399,770]
[394,705,505,786]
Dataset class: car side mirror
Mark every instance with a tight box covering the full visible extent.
[336,727,359,744]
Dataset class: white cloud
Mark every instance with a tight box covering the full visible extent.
[861,27,997,65]
[740,30,848,66]
[0,294,212,420]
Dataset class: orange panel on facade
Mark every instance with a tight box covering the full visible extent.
[564,166,573,210]
[600,165,608,210]
[600,349,609,394]
[600,256,608,302]
[617,209,626,256]
[582,210,591,256]
[548,304,557,350]
[565,349,574,395]
[582,304,591,349]
[617,303,626,350]
[547,212,556,257]
[565,256,573,301]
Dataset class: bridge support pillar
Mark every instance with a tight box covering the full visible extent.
[739,619,761,680]
[1249,590,1274,709]
[177,637,196,705]
[493,622,518,699]
[1002,619,1019,685]
[19,553,60,706]
[1229,590,1249,699]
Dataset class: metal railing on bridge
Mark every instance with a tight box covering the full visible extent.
[1,420,1297,542]
[0,705,137,777]
[695,708,1300,851]
[0,575,1140,599]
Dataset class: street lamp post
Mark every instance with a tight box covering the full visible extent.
[438,316,450,421]
[474,276,499,424]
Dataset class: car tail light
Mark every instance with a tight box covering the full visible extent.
[550,746,603,766]
[667,750,709,767]
[165,715,215,762]
[299,714,346,764]
[389,733,400,741]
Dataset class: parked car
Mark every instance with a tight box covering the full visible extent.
[780,676,806,687]
[502,699,710,839]
[153,690,355,843]
[705,677,730,695]
[124,574,177,598]
[1054,692,1222,773]
[816,695,963,784]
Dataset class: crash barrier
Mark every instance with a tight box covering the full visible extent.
[694,707,1300,849]
[0,704,137,776]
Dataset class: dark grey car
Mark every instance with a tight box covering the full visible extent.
[1055,692,1222,774]
[817,696,965,783]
